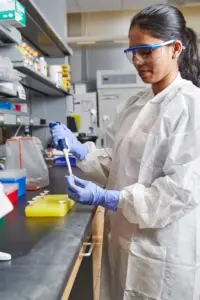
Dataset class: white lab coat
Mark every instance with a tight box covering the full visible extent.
[78,74,200,300]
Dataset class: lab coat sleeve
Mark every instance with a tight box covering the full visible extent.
[77,142,112,186]
[119,93,200,229]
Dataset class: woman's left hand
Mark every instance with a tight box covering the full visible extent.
[66,175,120,211]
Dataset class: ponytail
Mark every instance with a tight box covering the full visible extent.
[130,4,200,87]
[179,27,200,88]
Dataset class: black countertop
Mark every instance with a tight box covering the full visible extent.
[0,167,96,300]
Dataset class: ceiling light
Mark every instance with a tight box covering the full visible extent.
[77,41,96,45]
[113,40,128,44]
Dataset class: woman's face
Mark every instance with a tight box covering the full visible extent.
[129,26,178,84]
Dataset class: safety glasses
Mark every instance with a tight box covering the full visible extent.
[124,40,186,64]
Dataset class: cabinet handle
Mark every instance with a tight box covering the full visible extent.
[80,243,94,257]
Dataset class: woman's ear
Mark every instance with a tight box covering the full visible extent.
[172,40,183,59]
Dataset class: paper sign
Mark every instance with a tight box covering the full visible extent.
[17,83,26,100]
[82,100,93,112]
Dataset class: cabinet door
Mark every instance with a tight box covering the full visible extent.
[63,235,93,300]
[92,207,105,300]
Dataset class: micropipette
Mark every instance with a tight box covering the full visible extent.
[50,123,73,176]
[62,147,73,176]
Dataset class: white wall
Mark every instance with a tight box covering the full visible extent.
[68,6,200,38]
[34,0,68,40]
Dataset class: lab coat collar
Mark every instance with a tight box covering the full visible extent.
[149,73,183,104]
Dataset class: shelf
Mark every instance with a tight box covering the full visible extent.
[0,109,50,127]
[19,0,73,57]
[30,117,49,127]
[0,24,22,45]
[13,62,70,97]
[0,86,17,99]
[0,109,29,126]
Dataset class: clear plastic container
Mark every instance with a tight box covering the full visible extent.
[0,169,26,197]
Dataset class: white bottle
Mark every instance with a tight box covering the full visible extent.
[39,57,47,77]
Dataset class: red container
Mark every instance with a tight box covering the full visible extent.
[3,184,18,205]
[14,104,21,112]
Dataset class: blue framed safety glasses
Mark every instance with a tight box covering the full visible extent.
[124,39,186,63]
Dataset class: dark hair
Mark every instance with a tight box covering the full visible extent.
[130,4,200,88]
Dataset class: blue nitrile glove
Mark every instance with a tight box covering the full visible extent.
[66,176,120,212]
[49,122,88,161]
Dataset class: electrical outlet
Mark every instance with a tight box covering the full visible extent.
[0,114,4,125]
[16,116,21,124]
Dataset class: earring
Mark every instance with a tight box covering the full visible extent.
[173,53,177,59]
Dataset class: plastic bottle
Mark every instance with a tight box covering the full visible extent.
[39,57,47,77]
[33,52,40,71]
[24,126,30,137]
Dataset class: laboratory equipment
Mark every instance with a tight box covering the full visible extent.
[25,194,75,217]
[102,115,110,148]
[49,122,73,176]
[69,92,97,134]
[77,133,97,144]
[45,148,77,167]
[0,252,11,261]
[5,137,49,188]
[97,69,148,142]
[0,169,26,197]
[54,154,77,167]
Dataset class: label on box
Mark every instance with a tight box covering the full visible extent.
[17,83,26,100]
[16,0,26,26]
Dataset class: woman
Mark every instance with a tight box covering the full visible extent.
[51,4,200,300]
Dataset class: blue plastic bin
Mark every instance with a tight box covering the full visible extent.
[0,169,26,197]
[54,155,76,167]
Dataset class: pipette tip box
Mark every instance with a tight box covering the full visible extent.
[25,194,75,217]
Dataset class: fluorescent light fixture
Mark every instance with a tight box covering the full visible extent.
[77,41,96,45]
[113,40,128,44]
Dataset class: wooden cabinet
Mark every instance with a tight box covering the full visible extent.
[92,207,105,300]
[62,242,89,299]
[62,207,105,300]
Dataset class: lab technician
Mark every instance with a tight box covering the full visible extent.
[50,4,200,300]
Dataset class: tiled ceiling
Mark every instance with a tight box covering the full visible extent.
[67,0,168,13]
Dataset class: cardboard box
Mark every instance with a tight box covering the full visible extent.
[0,0,26,28]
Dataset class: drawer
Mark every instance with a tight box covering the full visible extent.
[63,232,93,299]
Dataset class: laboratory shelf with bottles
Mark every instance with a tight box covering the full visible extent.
[0,0,73,147]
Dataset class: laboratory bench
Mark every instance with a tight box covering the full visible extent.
[0,167,104,300]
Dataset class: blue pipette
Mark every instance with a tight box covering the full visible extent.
[49,122,73,176]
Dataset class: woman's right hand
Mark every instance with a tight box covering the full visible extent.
[49,122,88,161]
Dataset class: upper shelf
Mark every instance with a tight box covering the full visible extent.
[0,46,70,97]
[13,62,70,97]
[0,86,17,98]
[0,109,50,127]
[0,24,22,45]
[19,0,73,57]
